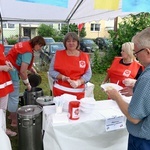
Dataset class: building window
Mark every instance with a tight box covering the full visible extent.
[8,23,15,28]
[2,23,7,28]
[91,23,100,31]
[58,23,66,30]
[58,23,61,30]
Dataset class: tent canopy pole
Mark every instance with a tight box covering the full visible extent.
[0,13,4,45]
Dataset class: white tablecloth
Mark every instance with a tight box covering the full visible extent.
[0,109,6,131]
[0,109,12,150]
[43,100,128,150]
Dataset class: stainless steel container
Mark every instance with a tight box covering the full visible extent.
[36,96,55,107]
[17,105,43,150]
[23,73,43,105]
[24,87,44,105]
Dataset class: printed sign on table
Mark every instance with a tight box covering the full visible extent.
[105,116,126,132]
[99,108,126,132]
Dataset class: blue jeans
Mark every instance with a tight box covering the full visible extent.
[8,81,19,112]
[128,134,150,150]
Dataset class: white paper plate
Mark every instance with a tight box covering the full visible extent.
[101,83,123,91]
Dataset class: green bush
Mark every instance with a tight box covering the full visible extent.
[92,49,102,73]
[92,48,117,74]
[109,13,150,56]
[53,35,64,42]
[7,35,18,45]
[7,38,17,45]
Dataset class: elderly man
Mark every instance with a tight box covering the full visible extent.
[106,27,150,150]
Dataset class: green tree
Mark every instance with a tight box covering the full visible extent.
[37,24,64,41]
[61,23,86,37]
[92,12,150,73]
[109,12,150,56]
[37,24,56,37]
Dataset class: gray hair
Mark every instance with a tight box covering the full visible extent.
[132,27,150,49]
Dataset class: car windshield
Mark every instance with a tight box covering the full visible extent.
[44,38,55,44]
[103,39,109,44]
[50,44,64,53]
[83,39,95,44]
[104,39,112,45]
[21,38,30,41]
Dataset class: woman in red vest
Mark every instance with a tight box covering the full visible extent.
[0,28,17,136]
[102,42,144,87]
[49,32,92,100]
[6,36,46,127]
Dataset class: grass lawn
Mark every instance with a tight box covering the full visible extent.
[9,71,107,150]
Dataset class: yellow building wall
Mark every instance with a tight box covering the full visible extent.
[85,17,122,39]
[85,21,108,38]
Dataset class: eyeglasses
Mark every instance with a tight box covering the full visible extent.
[133,48,146,56]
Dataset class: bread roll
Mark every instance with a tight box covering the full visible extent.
[106,86,114,90]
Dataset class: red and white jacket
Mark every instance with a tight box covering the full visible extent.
[0,44,14,97]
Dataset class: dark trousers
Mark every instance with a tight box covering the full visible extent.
[128,134,150,150]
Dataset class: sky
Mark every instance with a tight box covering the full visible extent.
[16,0,68,8]
[122,0,150,12]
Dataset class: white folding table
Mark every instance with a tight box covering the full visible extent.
[43,100,129,150]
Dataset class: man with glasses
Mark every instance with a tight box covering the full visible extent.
[106,27,150,150]
[133,48,146,56]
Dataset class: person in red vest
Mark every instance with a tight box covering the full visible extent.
[102,42,144,87]
[49,32,92,100]
[0,28,17,136]
[6,36,46,127]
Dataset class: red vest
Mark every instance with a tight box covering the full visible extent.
[0,44,14,97]
[53,50,90,100]
[107,57,143,87]
[6,41,34,71]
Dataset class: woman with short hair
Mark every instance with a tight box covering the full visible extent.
[6,35,46,127]
[49,32,92,100]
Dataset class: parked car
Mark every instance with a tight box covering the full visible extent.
[40,42,65,67]
[4,45,13,55]
[94,37,112,50]
[17,36,31,42]
[79,38,99,53]
[43,37,55,45]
